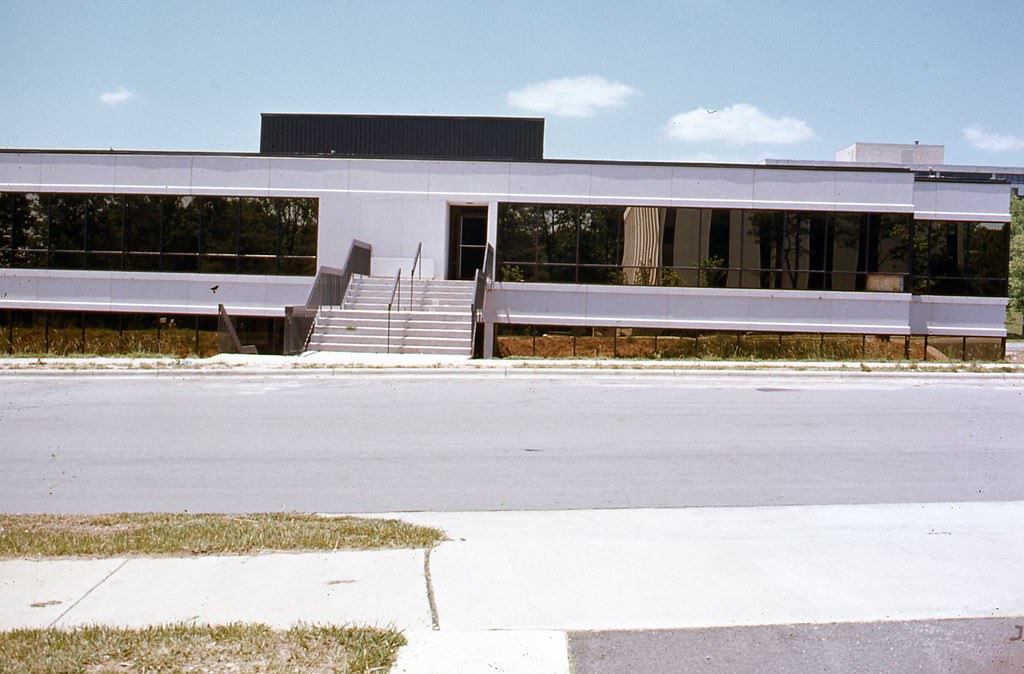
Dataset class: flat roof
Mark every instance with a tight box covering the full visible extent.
[764,157,1024,177]
[0,147,919,174]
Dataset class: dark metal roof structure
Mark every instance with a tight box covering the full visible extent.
[259,113,545,161]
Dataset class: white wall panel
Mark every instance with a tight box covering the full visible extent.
[190,156,272,195]
[752,169,835,210]
[39,154,117,192]
[508,162,592,202]
[357,198,408,256]
[588,164,674,205]
[587,286,671,320]
[317,195,361,268]
[113,155,194,193]
[487,283,916,334]
[670,166,755,208]
[909,295,1007,336]
[399,199,447,260]
[0,153,43,188]
[269,157,349,193]
[0,269,308,316]
[916,180,1011,222]
[427,161,510,197]
[348,159,431,195]
[834,171,915,212]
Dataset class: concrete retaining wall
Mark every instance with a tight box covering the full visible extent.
[485,282,1007,337]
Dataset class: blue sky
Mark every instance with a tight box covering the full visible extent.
[2,1,1023,166]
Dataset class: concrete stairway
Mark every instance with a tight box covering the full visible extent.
[307,275,476,355]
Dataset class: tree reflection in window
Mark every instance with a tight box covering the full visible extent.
[0,192,317,276]
[498,202,1005,296]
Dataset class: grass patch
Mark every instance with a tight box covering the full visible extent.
[0,513,445,559]
[0,622,404,673]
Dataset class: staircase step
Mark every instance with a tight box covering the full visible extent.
[305,275,477,356]
[344,295,473,303]
[315,329,470,340]
[320,309,469,319]
[344,289,473,296]
[309,342,473,355]
[311,332,471,342]
[318,316,469,328]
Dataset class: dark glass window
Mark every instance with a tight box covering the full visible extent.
[541,208,583,265]
[0,193,12,265]
[200,197,239,273]
[278,197,318,259]
[86,195,123,271]
[11,193,47,268]
[240,197,279,275]
[708,210,730,265]
[497,203,1006,297]
[162,196,199,253]
[578,207,623,267]
[87,195,122,252]
[49,194,88,269]
[162,196,200,272]
[124,195,164,271]
[496,204,545,270]
[0,191,317,276]
[805,212,831,289]
[497,204,628,283]
[747,210,784,289]
[912,220,1008,296]
[967,222,1006,279]
[872,214,911,275]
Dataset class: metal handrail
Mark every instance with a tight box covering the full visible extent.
[409,242,422,311]
[387,268,401,353]
[481,239,493,278]
[470,243,495,356]
[218,304,257,354]
[303,239,372,310]
[284,239,372,355]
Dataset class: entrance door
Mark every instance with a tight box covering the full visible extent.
[448,206,488,280]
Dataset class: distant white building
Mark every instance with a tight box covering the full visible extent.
[836,142,945,166]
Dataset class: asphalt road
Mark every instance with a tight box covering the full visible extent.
[1,370,1022,513]
[569,618,1024,674]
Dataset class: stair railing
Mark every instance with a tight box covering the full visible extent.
[218,304,258,354]
[283,239,372,355]
[304,239,372,311]
[470,243,495,357]
[387,268,402,353]
[408,242,422,311]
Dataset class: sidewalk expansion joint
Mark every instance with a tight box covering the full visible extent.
[423,546,440,631]
[49,558,129,628]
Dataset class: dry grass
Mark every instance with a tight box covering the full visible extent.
[496,333,1009,362]
[0,622,404,674]
[0,513,445,559]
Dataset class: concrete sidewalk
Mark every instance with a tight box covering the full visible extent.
[3,502,1024,672]
[1,350,1022,374]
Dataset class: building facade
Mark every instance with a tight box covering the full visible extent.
[0,116,1014,359]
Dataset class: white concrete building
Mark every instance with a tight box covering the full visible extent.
[0,115,1013,359]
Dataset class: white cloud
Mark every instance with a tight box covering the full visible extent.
[666,103,813,145]
[100,87,134,105]
[962,124,1024,152]
[507,76,635,117]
